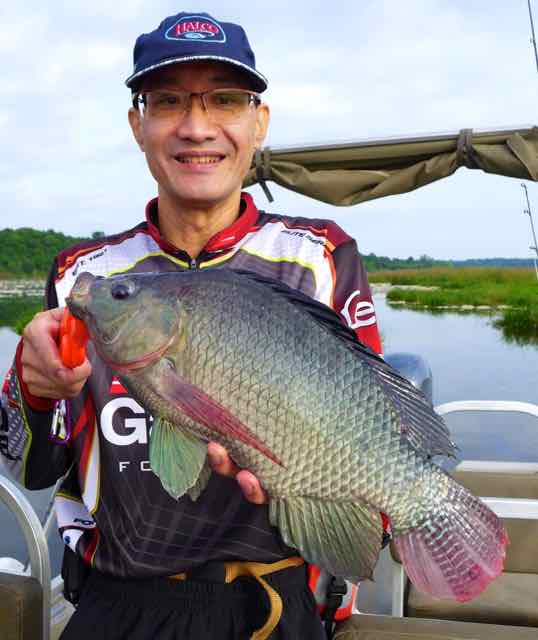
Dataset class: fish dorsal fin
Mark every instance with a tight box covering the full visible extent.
[229,269,456,459]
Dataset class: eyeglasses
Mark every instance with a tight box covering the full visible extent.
[134,88,261,124]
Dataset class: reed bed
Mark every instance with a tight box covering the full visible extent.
[370,267,538,343]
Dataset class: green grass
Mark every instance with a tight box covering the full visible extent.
[372,267,538,344]
[494,305,538,346]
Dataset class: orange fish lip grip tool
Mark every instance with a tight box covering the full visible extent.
[50,308,90,445]
[59,307,89,369]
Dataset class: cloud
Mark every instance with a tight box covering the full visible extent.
[2,1,537,260]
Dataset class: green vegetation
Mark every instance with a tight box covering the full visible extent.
[371,267,538,344]
[0,228,103,333]
[0,296,42,334]
[0,228,102,278]
[362,254,534,273]
[495,306,538,346]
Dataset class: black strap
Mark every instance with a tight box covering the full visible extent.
[61,545,91,607]
[456,128,480,169]
[254,147,274,202]
[322,576,347,639]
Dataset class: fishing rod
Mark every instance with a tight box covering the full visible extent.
[521,183,538,280]
[528,0,538,73]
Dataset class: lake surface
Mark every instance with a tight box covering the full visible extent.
[0,297,537,595]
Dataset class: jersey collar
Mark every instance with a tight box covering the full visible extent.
[145,192,259,256]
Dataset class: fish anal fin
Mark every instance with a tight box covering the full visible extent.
[269,496,383,581]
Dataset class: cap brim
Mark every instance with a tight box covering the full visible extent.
[125,55,267,92]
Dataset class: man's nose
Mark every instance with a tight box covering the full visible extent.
[175,95,218,141]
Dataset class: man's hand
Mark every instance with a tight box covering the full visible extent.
[207,442,268,504]
[21,308,92,400]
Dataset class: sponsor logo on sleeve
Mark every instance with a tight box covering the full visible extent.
[341,290,376,329]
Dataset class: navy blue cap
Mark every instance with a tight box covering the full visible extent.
[125,12,267,92]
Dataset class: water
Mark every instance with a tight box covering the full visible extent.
[0,300,537,587]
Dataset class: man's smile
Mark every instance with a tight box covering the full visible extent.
[173,152,225,165]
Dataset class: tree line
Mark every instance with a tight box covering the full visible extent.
[0,228,534,277]
[0,228,103,278]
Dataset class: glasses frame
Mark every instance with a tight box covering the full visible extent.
[132,88,261,123]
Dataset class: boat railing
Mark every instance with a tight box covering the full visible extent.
[0,473,51,640]
[391,399,538,618]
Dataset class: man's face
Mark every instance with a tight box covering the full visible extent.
[128,61,269,211]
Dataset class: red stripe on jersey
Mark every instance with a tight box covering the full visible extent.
[78,417,96,482]
[324,247,337,310]
[72,395,96,440]
[357,323,383,356]
[83,527,100,566]
[205,192,259,252]
[109,377,128,395]
[2,369,11,395]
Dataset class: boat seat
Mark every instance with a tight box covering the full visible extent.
[391,464,538,627]
[0,571,43,640]
[334,613,538,639]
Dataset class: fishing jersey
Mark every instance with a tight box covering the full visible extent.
[0,192,382,578]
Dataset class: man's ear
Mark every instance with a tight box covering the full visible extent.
[128,107,145,151]
[254,103,270,149]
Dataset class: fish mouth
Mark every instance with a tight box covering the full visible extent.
[96,307,143,346]
[98,333,176,373]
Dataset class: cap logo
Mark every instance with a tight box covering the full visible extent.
[165,15,226,43]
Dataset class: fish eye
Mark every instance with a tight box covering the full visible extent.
[111,280,135,300]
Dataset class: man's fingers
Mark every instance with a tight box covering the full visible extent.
[21,309,93,398]
[207,442,238,477]
[236,470,268,505]
[22,309,65,375]
[208,443,268,505]
[23,361,92,398]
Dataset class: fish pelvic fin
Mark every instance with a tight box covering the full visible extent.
[149,416,208,500]
[269,496,383,581]
[159,365,282,467]
[186,459,212,502]
[393,485,508,602]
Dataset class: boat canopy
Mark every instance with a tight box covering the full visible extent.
[245,125,538,205]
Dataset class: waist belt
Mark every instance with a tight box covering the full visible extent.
[170,555,305,640]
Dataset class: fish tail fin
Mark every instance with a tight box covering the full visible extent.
[393,487,508,602]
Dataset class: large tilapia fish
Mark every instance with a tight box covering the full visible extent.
[67,269,507,601]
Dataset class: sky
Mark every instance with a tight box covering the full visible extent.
[2,1,537,260]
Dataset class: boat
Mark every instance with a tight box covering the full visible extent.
[1,126,537,639]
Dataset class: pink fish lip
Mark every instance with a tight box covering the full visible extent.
[98,335,175,374]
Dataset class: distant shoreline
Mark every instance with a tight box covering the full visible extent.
[0,280,45,298]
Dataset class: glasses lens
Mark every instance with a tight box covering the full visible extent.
[141,89,258,123]
[205,90,253,122]
[144,91,189,117]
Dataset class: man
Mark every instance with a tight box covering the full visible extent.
[0,11,382,639]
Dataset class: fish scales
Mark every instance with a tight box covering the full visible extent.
[67,269,508,601]
[121,273,447,525]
